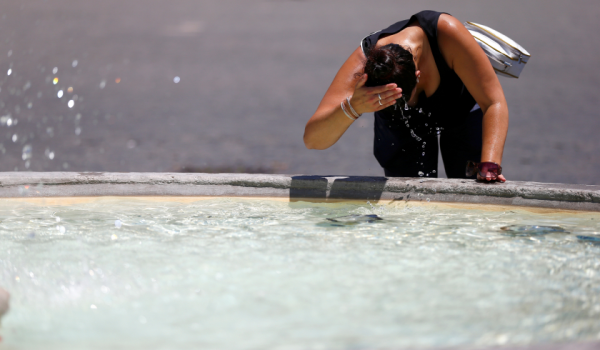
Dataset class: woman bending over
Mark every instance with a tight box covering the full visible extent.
[304,10,507,182]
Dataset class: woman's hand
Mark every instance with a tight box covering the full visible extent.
[477,172,506,182]
[350,74,404,115]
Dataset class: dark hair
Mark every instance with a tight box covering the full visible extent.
[363,44,417,99]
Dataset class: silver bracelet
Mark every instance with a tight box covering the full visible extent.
[340,100,356,121]
[346,96,361,118]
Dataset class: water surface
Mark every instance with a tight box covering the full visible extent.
[0,198,599,350]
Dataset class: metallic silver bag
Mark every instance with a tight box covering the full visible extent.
[464,22,531,78]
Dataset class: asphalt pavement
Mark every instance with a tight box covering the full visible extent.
[1,0,599,184]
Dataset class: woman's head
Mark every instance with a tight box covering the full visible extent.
[364,44,417,101]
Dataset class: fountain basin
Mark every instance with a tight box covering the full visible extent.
[1,172,599,350]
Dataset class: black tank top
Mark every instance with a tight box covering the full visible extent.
[361,11,477,168]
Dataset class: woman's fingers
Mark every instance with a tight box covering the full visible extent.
[477,172,507,183]
[353,80,404,114]
[374,97,398,111]
[364,83,398,95]
[381,88,403,103]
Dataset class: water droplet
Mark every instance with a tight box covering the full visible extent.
[173,76,181,83]
[111,234,118,240]
[404,104,408,110]
[27,102,32,109]
[68,100,75,108]
[391,143,394,146]
[1,115,13,127]
[422,152,425,156]
[7,50,12,57]
[428,112,431,117]
[62,162,69,169]
[426,198,430,202]
[126,140,137,149]
[72,60,78,68]
[418,171,424,176]
[90,305,97,309]
[75,127,81,135]
[57,90,64,98]
[45,148,55,160]
[99,80,106,89]
[425,123,428,126]
[53,77,59,84]
[12,134,18,142]
[7,69,12,76]
[23,81,31,91]
[67,86,73,93]
[115,78,121,84]
[46,127,54,137]
[22,144,32,160]
[52,67,58,74]
[418,108,423,113]
[56,225,66,234]
[432,170,436,173]
[115,220,122,228]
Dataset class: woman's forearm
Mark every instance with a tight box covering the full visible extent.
[480,102,509,164]
[303,105,355,150]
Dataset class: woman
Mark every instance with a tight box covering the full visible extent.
[303,11,507,182]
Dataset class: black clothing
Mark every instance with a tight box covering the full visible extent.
[361,10,480,178]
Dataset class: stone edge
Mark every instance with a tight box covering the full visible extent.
[0,172,599,211]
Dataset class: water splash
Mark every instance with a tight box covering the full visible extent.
[22,145,32,161]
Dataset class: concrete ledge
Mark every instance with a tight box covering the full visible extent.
[1,172,600,211]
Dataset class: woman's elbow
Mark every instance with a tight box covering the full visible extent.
[303,131,327,150]
[303,134,320,150]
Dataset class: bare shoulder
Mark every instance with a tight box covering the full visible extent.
[436,14,480,69]
[437,14,469,41]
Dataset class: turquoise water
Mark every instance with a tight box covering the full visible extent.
[0,198,599,350]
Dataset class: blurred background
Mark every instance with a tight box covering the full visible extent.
[1,0,599,184]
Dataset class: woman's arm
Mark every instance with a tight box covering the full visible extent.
[303,47,403,150]
[437,14,509,181]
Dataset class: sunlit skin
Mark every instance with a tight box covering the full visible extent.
[304,15,508,182]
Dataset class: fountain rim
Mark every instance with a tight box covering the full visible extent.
[0,172,599,212]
